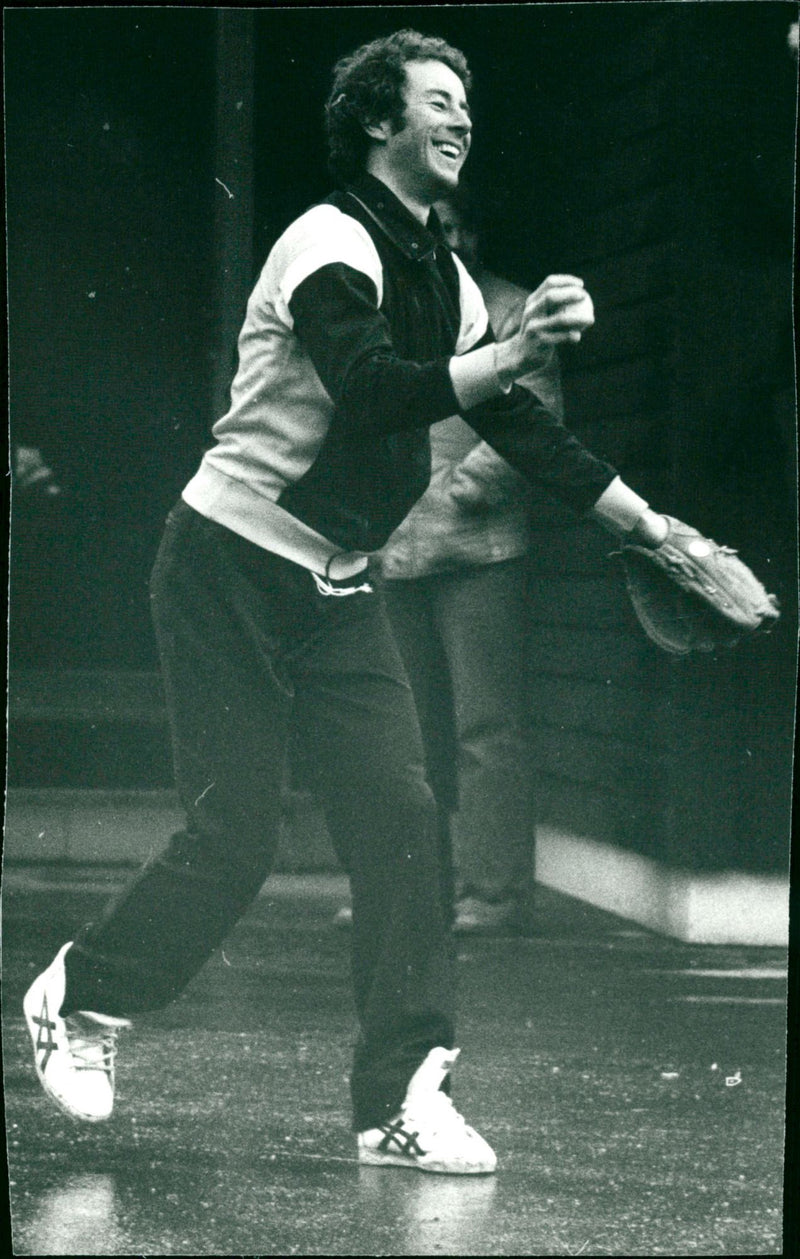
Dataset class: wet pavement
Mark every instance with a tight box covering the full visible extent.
[2,865,789,1255]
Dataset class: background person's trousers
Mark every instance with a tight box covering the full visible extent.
[383,558,536,903]
[62,501,456,1131]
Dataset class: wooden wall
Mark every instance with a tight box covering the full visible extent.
[522,4,796,875]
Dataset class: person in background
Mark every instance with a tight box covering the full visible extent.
[12,445,62,497]
[335,190,559,933]
[377,190,561,934]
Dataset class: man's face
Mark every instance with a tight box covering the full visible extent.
[379,59,472,203]
[434,199,480,268]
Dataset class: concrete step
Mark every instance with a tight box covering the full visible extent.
[3,787,338,872]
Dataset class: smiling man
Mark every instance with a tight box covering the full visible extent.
[24,29,668,1176]
[363,58,472,210]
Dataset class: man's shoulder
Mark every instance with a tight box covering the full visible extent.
[268,199,378,266]
[279,198,358,241]
[261,197,383,301]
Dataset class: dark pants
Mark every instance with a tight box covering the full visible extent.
[384,558,535,903]
[62,502,455,1130]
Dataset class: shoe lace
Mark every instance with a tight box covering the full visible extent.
[64,1016,120,1074]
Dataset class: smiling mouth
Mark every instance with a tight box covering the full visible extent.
[432,140,463,161]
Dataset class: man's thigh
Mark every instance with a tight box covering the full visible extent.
[290,586,427,800]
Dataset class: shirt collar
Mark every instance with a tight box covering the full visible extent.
[345,174,441,261]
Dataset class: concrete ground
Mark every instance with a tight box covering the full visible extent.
[2,864,789,1256]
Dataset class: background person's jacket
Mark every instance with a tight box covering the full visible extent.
[380,271,564,580]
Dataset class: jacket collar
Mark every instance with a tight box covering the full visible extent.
[344,174,443,261]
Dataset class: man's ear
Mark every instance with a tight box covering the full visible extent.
[363,118,392,143]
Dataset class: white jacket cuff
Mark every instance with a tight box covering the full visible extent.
[449,343,513,411]
[591,477,650,532]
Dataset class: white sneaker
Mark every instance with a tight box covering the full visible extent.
[23,942,130,1122]
[358,1047,497,1174]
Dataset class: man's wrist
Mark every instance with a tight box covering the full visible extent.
[493,338,522,392]
[449,334,541,411]
[629,509,669,547]
[450,342,513,409]
[591,477,652,535]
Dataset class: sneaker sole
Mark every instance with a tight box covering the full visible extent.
[358,1147,496,1174]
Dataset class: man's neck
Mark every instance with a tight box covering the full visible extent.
[364,161,432,225]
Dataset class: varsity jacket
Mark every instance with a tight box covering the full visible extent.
[183,173,643,576]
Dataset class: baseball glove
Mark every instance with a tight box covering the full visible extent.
[619,516,780,656]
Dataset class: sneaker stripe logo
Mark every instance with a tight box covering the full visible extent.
[33,995,58,1071]
[378,1118,426,1157]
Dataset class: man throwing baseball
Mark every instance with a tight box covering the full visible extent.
[24,29,672,1174]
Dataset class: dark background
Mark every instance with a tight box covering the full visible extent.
[6,8,217,667]
[5,3,797,873]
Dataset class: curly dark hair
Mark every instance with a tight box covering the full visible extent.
[325,29,472,185]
